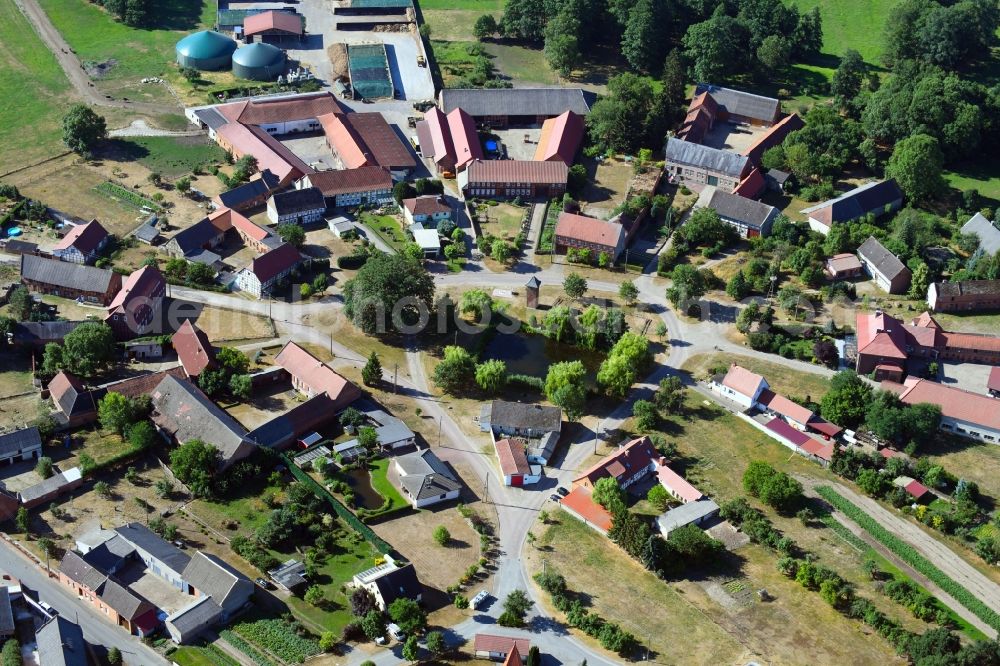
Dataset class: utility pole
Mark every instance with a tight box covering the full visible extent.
[484,473,490,504]
[594,419,602,455]
[393,363,398,394]
[437,415,442,446]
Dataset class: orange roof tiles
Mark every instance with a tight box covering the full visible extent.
[171,320,215,377]
[422,107,454,166]
[234,92,343,125]
[216,122,312,184]
[573,436,656,487]
[275,341,363,408]
[656,465,703,503]
[107,265,164,314]
[555,211,624,249]
[989,366,1000,392]
[940,331,1000,354]
[759,389,814,425]
[473,634,531,655]
[741,113,805,164]
[533,111,584,164]
[321,112,416,170]
[446,108,483,170]
[466,160,568,185]
[893,378,1000,432]
[559,486,613,533]
[733,166,766,198]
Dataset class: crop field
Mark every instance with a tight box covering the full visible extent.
[0,0,73,172]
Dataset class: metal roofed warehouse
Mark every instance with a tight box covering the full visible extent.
[232,43,287,81]
[176,31,237,71]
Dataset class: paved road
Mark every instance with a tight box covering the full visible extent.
[14,0,174,116]
[825,480,1000,625]
[0,538,169,665]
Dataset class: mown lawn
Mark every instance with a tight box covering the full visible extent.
[369,458,409,512]
[360,212,409,253]
[790,0,891,62]
[170,646,239,666]
[945,161,1000,204]
[35,0,215,82]
[113,136,227,178]
[0,0,73,172]
[681,352,832,401]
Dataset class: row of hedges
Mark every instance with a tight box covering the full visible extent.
[817,485,1000,632]
[0,200,25,230]
[284,454,393,555]
[219,630,276,666]
[94,181,161,211]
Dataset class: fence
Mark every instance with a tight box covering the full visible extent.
[283,454,394,555]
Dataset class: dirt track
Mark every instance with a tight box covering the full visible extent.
[826,480,1000,634]
[14,0,176,116]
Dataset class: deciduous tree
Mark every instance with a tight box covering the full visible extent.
[62,105,107,157]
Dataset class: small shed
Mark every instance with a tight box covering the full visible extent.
[411,228,440,258]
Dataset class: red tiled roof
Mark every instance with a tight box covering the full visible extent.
[504,646,523,666]
[234,92,343,125]
[473,634,531,655]
[466,160,568,185]
[807,417,843,438]
[534,110,584,164]
[892,378,1000,431]
[216,122,312,184]
[989,366,1000,392]
[321,112,415,170]
[422,107,454,166]
[248,243,300,283]
[275,341,362,408]
[733,167,766,199]
[905,479,930,498]
[940,331,1000,354]
[800,438,834,462]
[403,195,449,216]
[721,364,766,399]
[573,436,656,486]
[306,166,392,196]
[555,212,624,249]
[210,207,271,243]
[172,320,215,377]
[54,220,108,254]
[495,438,531,477]
[764,417,811,446]
[880,447,904,459]
[741,113,805,164]
[758,389,814,426]
[656,465,703,502]
[856,312,907,359]
[446,108,483,170]
[243,10,303,35]
[48,371,85,404]
[107,265,164,314]
[559,486,613,533]
[912,311,942,329]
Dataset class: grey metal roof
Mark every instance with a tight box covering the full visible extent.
[134,221,160,242]
[665,138,749,178]
[439,87,592,117]
[169,217,225,256]
[703,188,777,230]
[857,236,909,282]
[82,534,135,571]
[181,551,253,608]
[36,616,88,666]
[167,597,222,636]
[270,187,326,215]
[19,467,82,503]
[0,587,13,635]
[487,401,561,432]
[216,171,279,208]
[655,498,720,534]
[12,321,83,345]
[20,254,116,293]
[167,596,223,635]
[694,84,780,123]
[195,107,230,131]
[0,427,41,457]
[149,375,253,466]
[376,417,413,446]
[800,179,903,222]
[932,279,1000,298]
[269,559,307,590]
[961,213,1000,256]
[114,522,191,575]
[396,448,461,501]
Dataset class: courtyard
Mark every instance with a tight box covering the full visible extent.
[701,121,770,154]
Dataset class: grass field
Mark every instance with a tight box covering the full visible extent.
[681,352,832,401]
[368,457,409,513]
[791,0,890,62]
[171,646,239,666]
[36,0,215,82]
[359,212,409,253]
[109,136,227,179]
[0,0,73,172]
[945,162,1000,205]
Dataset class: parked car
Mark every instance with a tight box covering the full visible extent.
[254,578,272,589]
[388,623,406,641]
[549,494,561,502]
[557,486,570,496]
[472,590,490,609]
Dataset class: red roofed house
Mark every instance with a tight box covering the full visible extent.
[885,377,1000,444]
[714,364,768,410]
[274,341,363,410]
[534,110,584,165]
[319,112,416,177]
[757,390,814,431]
[741,113,805,165]
[53,220,109,265]
[171,320,215,378]
[446,108,483,173]
[401,195,451,227]
[460,160,567,199]
[105,266,166,339]
[554,211,626,262]
[235,242,302,298]
[732,166,767,200]
[676,91,718,144]
[473,634,531,661]
[504,645,524,666]
[243,10,303,43]
[657,464,703,503]
[558,486,613,535]
[215,122,313,188]
[893,476,932,503]
[215,207,278,253]
[417,107,457,174]
[494,438,540,486]
[855,310,911,379]
[572,436,658,492]
[989,367,1000,398]
[298,166,393,207]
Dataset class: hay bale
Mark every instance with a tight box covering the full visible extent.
[327,43,349,80]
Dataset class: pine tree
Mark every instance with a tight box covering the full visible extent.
[362,351,382,387]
